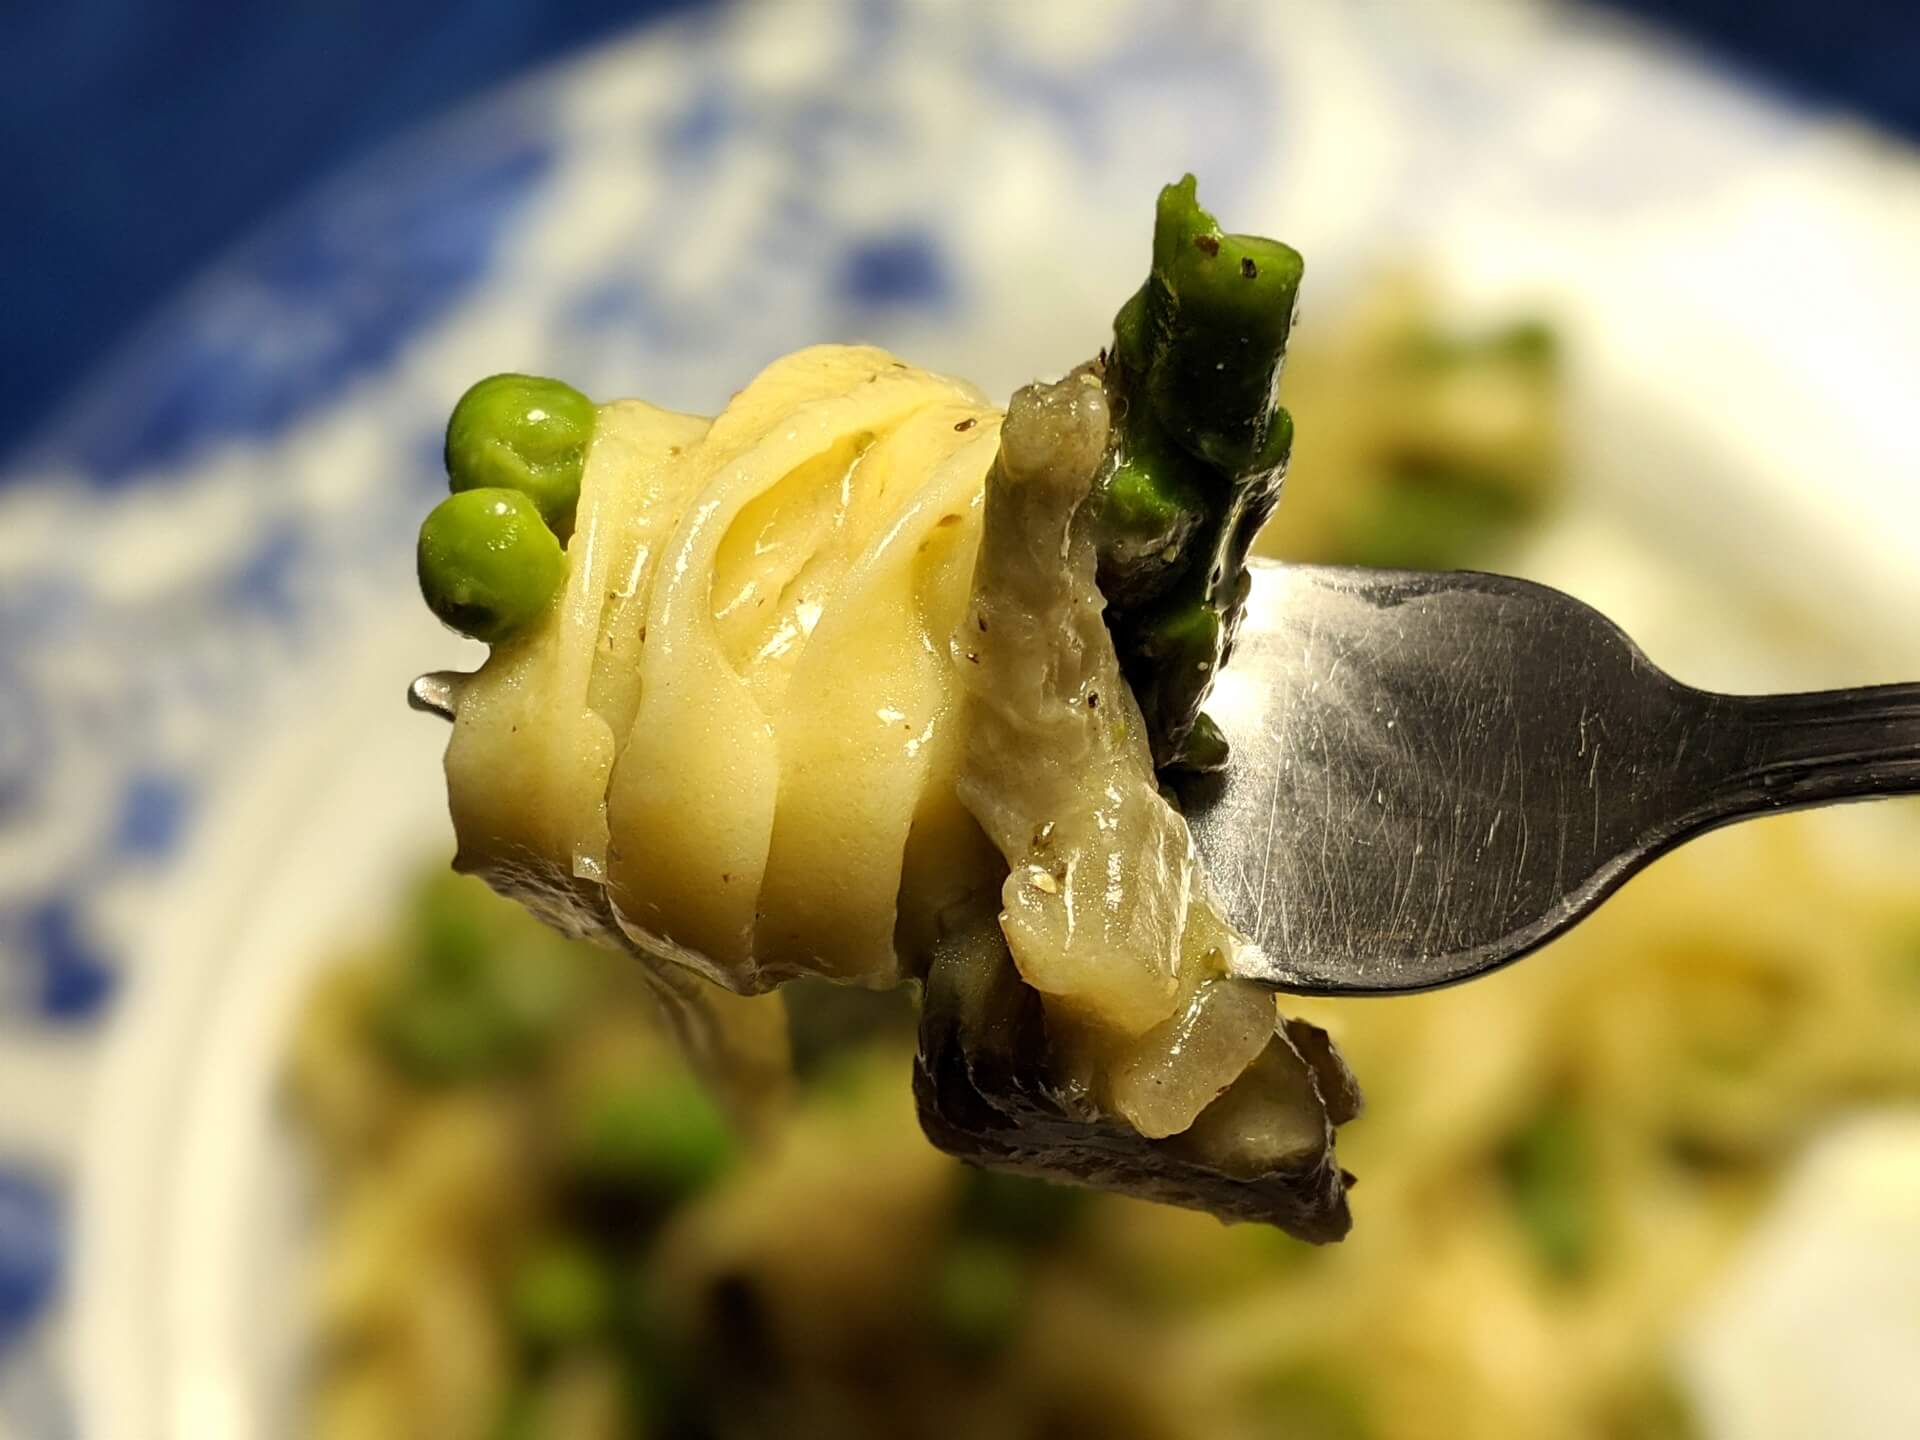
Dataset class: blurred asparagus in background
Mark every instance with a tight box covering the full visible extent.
[1258,274,1561,571]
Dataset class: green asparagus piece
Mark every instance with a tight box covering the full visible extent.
[1092,175,1304,771]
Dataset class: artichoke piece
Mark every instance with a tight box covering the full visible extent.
[913,911,1356,1241]
[920,369,1357,1241]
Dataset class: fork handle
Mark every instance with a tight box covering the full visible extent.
[1704,681,1920,816]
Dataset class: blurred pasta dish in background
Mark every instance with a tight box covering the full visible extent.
[287,280,1920,1440]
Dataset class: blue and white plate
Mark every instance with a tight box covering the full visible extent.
[3,1,1919,1435]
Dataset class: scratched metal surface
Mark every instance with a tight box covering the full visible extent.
[1186,560,1920,995]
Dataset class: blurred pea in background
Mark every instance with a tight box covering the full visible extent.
[3,2,1920,1438]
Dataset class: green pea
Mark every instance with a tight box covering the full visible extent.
[374,984,515,1082]
[445,373,596,534]
[1499,1093,1598,1281]
[417,488,565,644]
[931,1239,1026,1358]
[1400,316,1559,372]
[1334,463,1532,572]
[509,1238,614,1349]
[412,872,500,988]
[955,1167,1087,1249]
[569,1073,737,1204]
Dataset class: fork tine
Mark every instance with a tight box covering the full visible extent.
[407,672,459,721]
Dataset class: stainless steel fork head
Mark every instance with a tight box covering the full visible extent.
[1187,560,1920,995]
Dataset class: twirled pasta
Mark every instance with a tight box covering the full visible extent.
[446,345,1001,989]
[430,179,1356,1235]
[437,346,1353,1235]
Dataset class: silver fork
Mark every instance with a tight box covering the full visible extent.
[1184,559,1920,995]
[411,560,1920,998]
